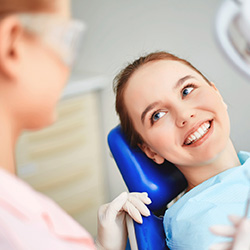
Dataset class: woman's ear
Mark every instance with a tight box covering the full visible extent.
[138,143,165,164]
[0,15,23,80]
[210,82,228,109]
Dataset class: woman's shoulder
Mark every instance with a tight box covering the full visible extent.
[0,168,95,249]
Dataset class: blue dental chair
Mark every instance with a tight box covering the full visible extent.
[108,125,187,250]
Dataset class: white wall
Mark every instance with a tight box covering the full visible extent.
[72,0,250,200]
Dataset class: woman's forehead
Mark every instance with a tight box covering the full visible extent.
[47,0,70,18]
[127,60,201,90]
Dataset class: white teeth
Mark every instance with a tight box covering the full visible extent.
[184,121,211,145]
[201,124,207,131]
[194,131,200,138]
[198,128,204,134]
[191,134,196,140]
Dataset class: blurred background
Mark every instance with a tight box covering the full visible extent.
[16,0,250,239]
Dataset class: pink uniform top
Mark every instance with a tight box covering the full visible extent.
[0,168,96,250]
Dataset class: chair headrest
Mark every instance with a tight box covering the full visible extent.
[108,125,187,212]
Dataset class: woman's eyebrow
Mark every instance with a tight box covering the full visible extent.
[141,102,159,124]
[140,75,196,124]
[174,75,195,89]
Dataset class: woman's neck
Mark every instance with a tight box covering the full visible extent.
[178,139,241,192]
[0,111,19,175]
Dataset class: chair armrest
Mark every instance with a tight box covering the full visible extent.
[126,214,138,250]
[133,214,169,250]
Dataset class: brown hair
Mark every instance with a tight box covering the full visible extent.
[113,51,211,147]
[0,0,56,15]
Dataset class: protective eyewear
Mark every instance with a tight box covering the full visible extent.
[18,13,87,66]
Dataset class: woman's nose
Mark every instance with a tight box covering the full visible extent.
[175,108,195,128]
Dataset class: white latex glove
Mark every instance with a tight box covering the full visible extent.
[96,192,152,250]
[210,215,250,250]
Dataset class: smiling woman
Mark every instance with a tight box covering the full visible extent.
[113,51,250,249]
[114,52,233,179]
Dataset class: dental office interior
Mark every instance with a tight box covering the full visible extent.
[16,0,250,239]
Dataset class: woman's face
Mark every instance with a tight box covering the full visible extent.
[124,60,230,169]
[18,32,70,129]
[13,0,71,129]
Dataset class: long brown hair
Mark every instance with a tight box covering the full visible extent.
[113,51,211,147]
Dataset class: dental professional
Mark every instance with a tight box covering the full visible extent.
[0,0,151,249]
[113,51,250,249]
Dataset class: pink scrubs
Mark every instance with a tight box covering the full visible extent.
[0,169,96,250]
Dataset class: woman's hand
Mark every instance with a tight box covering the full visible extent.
[96,192,151,250]
[210,215,250,250]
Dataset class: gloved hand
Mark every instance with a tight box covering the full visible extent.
[209,215,250,250]
[96,192,152,250]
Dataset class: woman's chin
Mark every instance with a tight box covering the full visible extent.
[26,113,57,131]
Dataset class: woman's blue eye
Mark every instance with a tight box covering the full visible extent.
[152,111,166,122]
[182,86,194,97]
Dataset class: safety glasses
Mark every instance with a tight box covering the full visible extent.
[18,13,87,66]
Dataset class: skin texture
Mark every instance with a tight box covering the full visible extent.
[124,60,240,191]
[0,0,70,173]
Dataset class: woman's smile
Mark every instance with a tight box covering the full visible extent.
[183,120,212,146]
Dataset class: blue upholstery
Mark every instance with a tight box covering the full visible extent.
[108,125,187,250]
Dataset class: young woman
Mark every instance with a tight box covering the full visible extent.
[113,51,250,249]
[0,0,151,249]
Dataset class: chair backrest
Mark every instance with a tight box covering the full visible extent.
[108,125,187,250]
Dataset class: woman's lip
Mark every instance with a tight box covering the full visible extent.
[183,120,211,143]
[183,120,214,147]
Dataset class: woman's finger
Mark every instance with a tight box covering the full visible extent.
[123,200,143,224]
[210,225,236,237]
[128,194,151,217]
[131,192,152,205]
